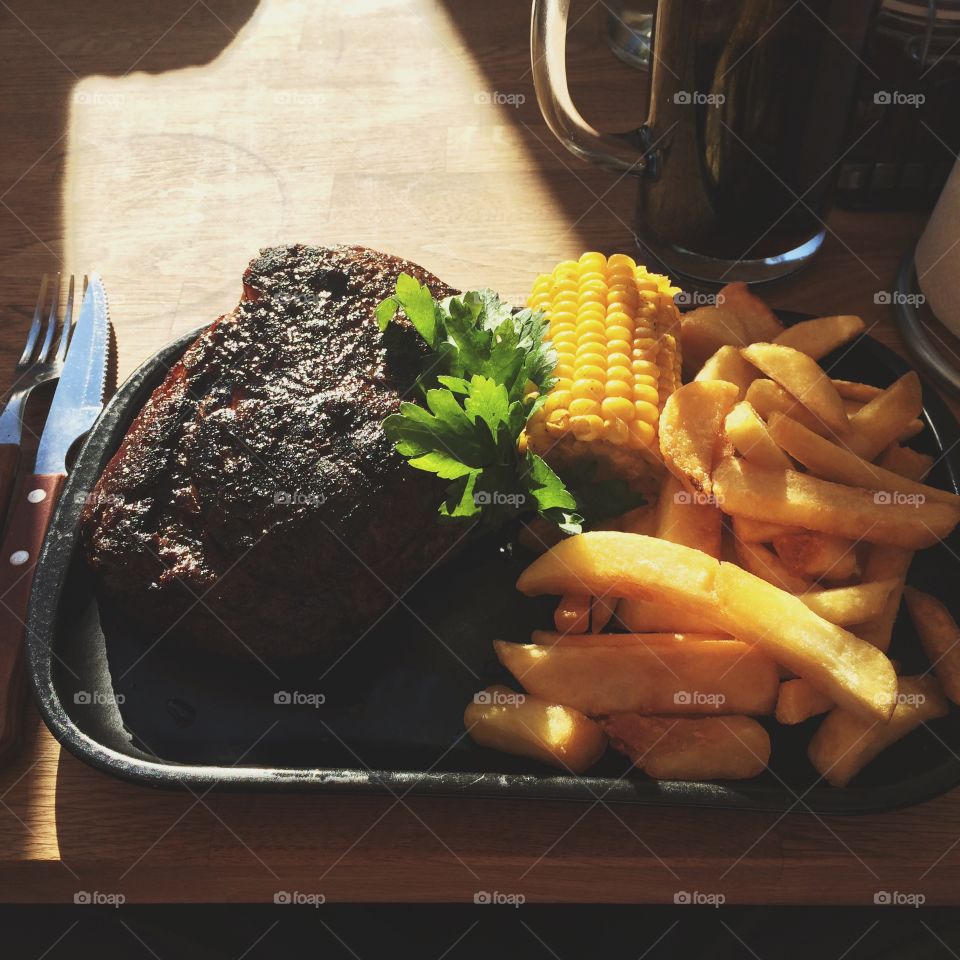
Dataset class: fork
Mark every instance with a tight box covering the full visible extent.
[0,275,78,525]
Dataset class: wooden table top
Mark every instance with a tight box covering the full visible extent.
[0,0,957,905]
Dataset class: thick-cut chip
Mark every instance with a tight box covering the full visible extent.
[745,378,835,437]
[531,630,728,647]
[464,685,607,773]
[775,679,834,724]
[493,637,778,715]
[694,344,758,398]
[659,380,740,496]
[842,372,923,461]
[680,311,749,377]
[768,413,959,507]
[773,315,864,360]
[713,562,897,720]
[601,714,770,780]
[903,587,960,705]
[719,282,784,341]
[808,676,949,787]
[856,446,933,651]
[590,596,617,634]
[554,594,590,634]
[741,343,848,434]
[724,400,793,471]
[712,457,960,550]
[772,530,859,582]
[616,503,657,536]
[618,474,721,632]
[799,580,899,626]
[651,473,722,557]
[518,531,897,720]
[733,538,814,593]
[833,380,882,403]
[518,532,721,622]
[731,515,794,544]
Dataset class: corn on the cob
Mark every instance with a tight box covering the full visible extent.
[524,252,682,492]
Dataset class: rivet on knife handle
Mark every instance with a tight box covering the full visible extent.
[0,473,65,759]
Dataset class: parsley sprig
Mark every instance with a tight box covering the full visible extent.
[377,274,642,534]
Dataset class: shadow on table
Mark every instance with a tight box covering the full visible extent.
[436,0,645,253]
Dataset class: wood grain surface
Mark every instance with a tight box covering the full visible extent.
[0,0,957,905]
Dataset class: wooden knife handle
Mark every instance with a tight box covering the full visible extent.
[0,474,64,761]
[0,444,20,534]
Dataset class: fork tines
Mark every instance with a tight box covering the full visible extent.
[18,274,86,371]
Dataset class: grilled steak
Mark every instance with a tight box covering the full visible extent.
[82,244,463,659]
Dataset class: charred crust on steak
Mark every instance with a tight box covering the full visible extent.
[81,244,463,659]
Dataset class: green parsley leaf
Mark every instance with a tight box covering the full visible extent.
[377,276,642,533]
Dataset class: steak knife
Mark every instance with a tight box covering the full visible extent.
[0,275,109,759]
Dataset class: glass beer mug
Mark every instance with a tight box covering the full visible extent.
[531,0,880,284]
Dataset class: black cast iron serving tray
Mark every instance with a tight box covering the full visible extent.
[25,312,960,813]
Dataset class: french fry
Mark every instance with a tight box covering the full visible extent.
[856,446,934,652]
[517,532,721,623]
[731,515,794,543]
[772,530,859,582]
[842,372,923,461]
[554,594,590,634]
[741,343,848,434]
[775,679,834,724]
[719,281,784,341]
[724,400,794,471]
[617,598,720,633]
[745,378,836,437]
[903,587,960,705]
[659,380,740,496]
[808,676,949,787]
[617,503,657,535]
[773,315,864,360]
[493,637,778,715]
[618,474,721,632]
[464,685,607,773]
[712,457,960,550]
[799,580,899,626]
[517,532,897,721]
[832,380,881,403]
[650,474,722,557]
[694,344,758,398]
[601,714,770,780]
[591,596,617,633]
[733,538,814,593]
[767,413,959,506]
[881,443,933,479]
[681,311,749,376]
[531,630,728,647]
[713,562,897,721]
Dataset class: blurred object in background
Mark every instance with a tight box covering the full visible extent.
[606,0,654,70]
[893,157,960,396]
[533,0,879,286]
[837,0,960,211]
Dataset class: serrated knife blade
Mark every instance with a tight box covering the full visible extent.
[34,274,109,476]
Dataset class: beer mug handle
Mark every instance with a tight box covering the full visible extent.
[531,0,652,172]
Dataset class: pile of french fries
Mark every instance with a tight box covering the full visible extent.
[466,283,960,787]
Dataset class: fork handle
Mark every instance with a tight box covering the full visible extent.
[0,445,20,535]
[0,473,64,761]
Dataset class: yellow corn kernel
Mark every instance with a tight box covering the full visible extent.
[601,396,635,421]
[525,254,684,491]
